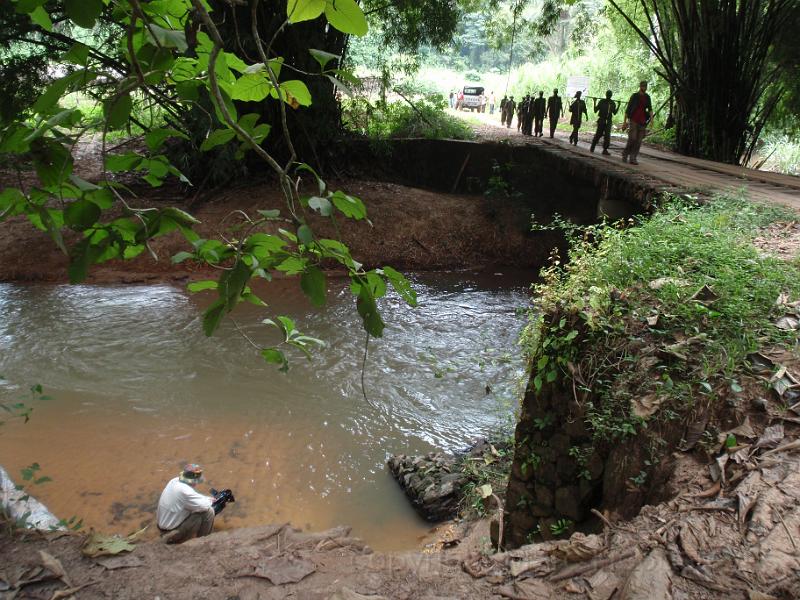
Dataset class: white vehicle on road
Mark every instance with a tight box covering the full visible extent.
[458,86,486,112]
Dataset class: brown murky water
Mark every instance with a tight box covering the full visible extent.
[0,272,531,550]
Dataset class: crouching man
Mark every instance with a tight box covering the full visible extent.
[157,463,214,544]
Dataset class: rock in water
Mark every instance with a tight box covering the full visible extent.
[386,453,468,521]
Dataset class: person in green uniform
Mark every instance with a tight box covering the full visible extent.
[505,96,516,128]
[590,90,619,155]
[533,91,546,137]
[499,95,508,124]
[621,81,653,165]
[568,91,588,146]
[546,89,562,138]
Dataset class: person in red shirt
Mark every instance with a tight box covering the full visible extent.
[621,81,653,165]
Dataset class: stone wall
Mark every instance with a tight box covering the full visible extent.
[502,375,685,549]
[503,381,606,548]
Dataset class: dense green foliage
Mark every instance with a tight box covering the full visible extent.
[0,0,418,369]
[523,195,800,441]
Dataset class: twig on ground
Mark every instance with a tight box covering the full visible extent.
[548,548,638,582]
[776,509,798,554]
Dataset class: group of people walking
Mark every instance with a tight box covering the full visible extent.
[497,81,653,165]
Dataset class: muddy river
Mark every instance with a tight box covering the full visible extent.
[0,272,532,550]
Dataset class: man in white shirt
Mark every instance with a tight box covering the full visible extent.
[156,463,215,544]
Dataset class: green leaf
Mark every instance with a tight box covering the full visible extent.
[64,0,103,28]
[162,207,200,226]
[105,152,142,172]
[301,266,326,307]
[104,93,132,129]
[145,128,187,152]
[308,196,333,216]
[331,190,367,220]
[324,0,367,36]
[145,25,188,52]
[64,198,101,230]
[32,140,73,187]
[297,224,314,245]
[171,251,194,264]
[187,280,218,293]
[219,259,251,311]
[279,80,312,107]
[382,266,417,307]
[309,48,339,70]
[33,70,91,113]
[15,0,47,13]
[200,129,236,151]
[202,299,226,337]
[261,348,287,366]
[231,73,272,102]
[258,209,281,220]
[29,5,52,30]
[0,188,26,218]
[287,0,326,23]
[62,42,91,66]
[356,284,385,337]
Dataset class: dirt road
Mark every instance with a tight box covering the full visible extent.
[456,110,800,210]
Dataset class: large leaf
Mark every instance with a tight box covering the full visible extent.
[145,25,188,52]
[32,70,92,113]
[200,128,236,151]
[279,80,312,107]
[81,531,136,557]
[309,49,339,71]
[231,73,272,102]
[356,284,385,337]
[287,0,325,23]
[32,140,73,187]
[300,267,326,307]
[324,0,367,36]
[64,0,103,28]
[62,42,91,66]
[331,190,366,220]
[64,198,101,230]
[382,266,417,307]
[104,93,132,129]
[29,5,52,30]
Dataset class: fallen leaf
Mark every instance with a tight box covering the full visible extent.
[632,394,663,418]
[38,550,72,587]
[478,484,493,499]
[253,556,316,585]
[691,284,719,304]
[747,352,775,373]
[587,569,620,600]
[774,315,799,330]
[509,557,552,578]
[81,531,136,558]
[548,533,605,563]
[754,424,784,449]
[646,314,659,327]
[678,525,705,565]
[726,416,756,440]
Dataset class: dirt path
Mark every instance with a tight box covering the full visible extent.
[457,110,800,210]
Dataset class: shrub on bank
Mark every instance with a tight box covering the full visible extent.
[523,194,800,443]
[342,94,475,141]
